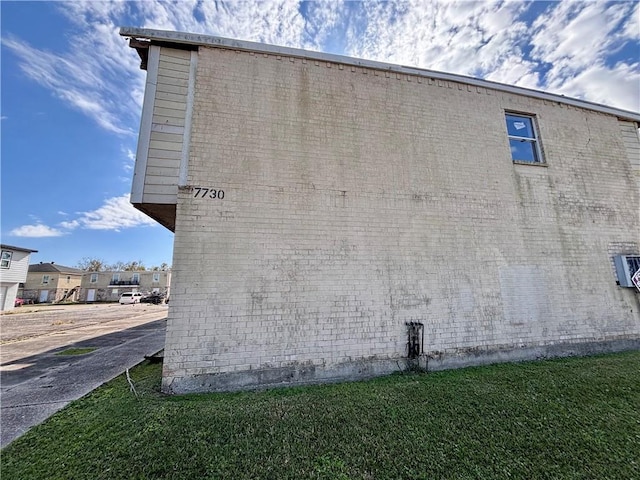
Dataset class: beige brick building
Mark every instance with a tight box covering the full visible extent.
[122,28,640,394]
[78,269,171,302]
[21,263,83,304]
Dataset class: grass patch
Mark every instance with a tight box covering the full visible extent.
[2,352,639,479]
[55,347,97,356]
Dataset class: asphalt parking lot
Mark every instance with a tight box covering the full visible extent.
[1,303,167,448]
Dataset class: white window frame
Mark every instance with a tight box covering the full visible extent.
[112,273,120,284]
[152,273,160,283]
[90,273,98,283]
[505,112,544,164]
[131,273,140,284]
[1,250,12,269]
[42,275,50,285]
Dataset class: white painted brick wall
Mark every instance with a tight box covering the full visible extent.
[161,46,640,392]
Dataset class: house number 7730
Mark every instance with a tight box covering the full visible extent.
[193,187,224,200]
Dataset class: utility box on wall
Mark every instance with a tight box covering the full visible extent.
[614,255,640,287]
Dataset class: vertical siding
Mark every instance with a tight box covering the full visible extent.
[0,250,31,283]
[142,47,192,204]
[619,120,640,193]
[0,250,31,311]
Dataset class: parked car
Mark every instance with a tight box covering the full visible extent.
[140,293,165,305]
[119,292,144,304]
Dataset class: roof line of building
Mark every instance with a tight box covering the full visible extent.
[1,244,38,253]
[28,262,84,274]
[120,27,640,124]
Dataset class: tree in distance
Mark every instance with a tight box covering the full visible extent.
[77,257,170,272]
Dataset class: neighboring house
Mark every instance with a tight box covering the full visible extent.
[0,244,37,312]
[78,270,171,302]
[21,263,84,304]
[121,28,640,394]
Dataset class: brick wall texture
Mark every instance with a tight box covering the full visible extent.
[161,46,640,393]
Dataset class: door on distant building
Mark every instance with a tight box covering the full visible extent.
[39,290,49,303]
[87,289,96,302]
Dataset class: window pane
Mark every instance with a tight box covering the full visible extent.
[509,139,539,162]
[506,115,535,138]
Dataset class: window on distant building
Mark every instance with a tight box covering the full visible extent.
[153,273,160,283]
[42,275,50,285]
[132,273,140,284]
[505,113,544,164]
[112,273,120,284]
[90,273,98,283]
[1,250,12,269]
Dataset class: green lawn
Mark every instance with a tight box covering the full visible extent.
[3,352,639,479]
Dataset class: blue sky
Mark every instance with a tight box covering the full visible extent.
[1,1,639,269]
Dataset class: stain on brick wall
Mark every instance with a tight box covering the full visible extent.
[161,46,640,393]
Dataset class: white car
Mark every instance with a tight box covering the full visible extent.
[119,292,144,304]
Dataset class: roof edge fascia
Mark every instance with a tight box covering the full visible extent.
[1,244,38,253]
[120,27,640,123]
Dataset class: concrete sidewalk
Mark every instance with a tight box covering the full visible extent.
[1,306,167,448]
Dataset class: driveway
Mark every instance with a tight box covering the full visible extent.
[1,303,167,448]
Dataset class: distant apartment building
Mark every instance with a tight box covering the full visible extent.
[122,28,640,394]
[20,262,83,304]
[78,270,171,302]
[0,244,37,311]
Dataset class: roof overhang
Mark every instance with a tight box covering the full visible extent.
[1,244,38,254]
[120,26,640,124]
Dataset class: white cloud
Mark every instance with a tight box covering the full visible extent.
[622,2,640,41]
[59,219,80,230]
[2,33,137,135]
[11,195,156,238]
[120,147,136,173]
[1,116,7,121]
[3,0,639,139]
[68,194,157,231]
[550,61,640,112]
[344,1,530,78]
[530,0,639,111]
[10,224,65,238]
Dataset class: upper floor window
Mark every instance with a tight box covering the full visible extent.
[1,250,12,269]
[153,273,160,283]
[112,273,120,284]
[505,113,544,164]
[42,275,50,285]
[132,273,140,284]
[90,273,98,283]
